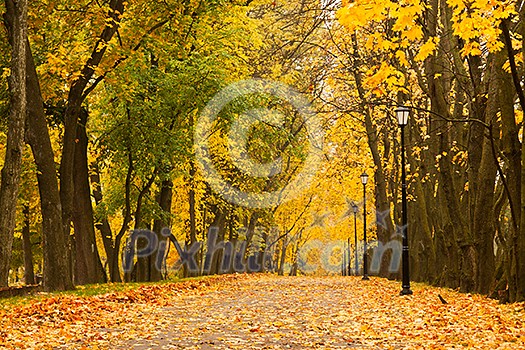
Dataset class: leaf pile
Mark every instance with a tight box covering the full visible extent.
[0,274,246,349]
[1,274,524,349]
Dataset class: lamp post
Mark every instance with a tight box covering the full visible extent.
[352,203,358,276]
[360,172,369,280]
[342,241,347,276]
[397,106,413,296]
[347,237,351,276]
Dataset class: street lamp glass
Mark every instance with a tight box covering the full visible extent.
[360,172,369,185]
[396,106,410,126]
[352,204,358,213]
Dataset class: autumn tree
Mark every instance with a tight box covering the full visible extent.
[0,0,27,287]
[335,0,525,301]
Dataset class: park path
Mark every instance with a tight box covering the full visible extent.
[1,274,524,349]
[108,275,522,349]
[116,276,364,349]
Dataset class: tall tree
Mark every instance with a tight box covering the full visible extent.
[0,0,26,287]
[4,0,74,291]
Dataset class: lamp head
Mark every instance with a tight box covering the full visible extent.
[360,172,369,185]
[396,106,410,126]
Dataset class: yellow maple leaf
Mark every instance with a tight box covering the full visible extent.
[414,37,439,62]
[396,50,409,66]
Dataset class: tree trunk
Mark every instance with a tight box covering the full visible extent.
[517,0,525,303]
[71,110,106,284]
[205,209,226,275]
[4,0,73,291]
[349,32,396,278]
[244,212,259,250]
[363,107,397,279]
[187,160,198,277]
[497,46,521,302]
[59,0,125,285]
[471,53,508,294]
[21,204,35,285]
[109,151,134,283]
[278,234,288,276]
[148,179,173,282]
[25,60,73,291]
[0,0,27,287]
[125,169,157,282]
[90,162,120,282]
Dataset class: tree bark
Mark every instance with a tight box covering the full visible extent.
[186,159,198,277]
[497,43,522,302]
[21,204,35,285]
[130,171,158,282]
[110,151,134,283]
[4,0,73,291]
[471,69,498,294]
[147,179,173,282]
[206,208,226,275]
[0,0,27,287]
[59,0,125,284]
[514,3,525,302]
[90,162,119,282]
[71,110,106,284]
[278,234,288,276]
[348,31,396,278]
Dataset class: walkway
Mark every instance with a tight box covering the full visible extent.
[1,274,523,349]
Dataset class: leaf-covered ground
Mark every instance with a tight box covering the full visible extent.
[1,274,524,349]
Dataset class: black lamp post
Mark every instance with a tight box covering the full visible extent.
[342,241,347,276]
[347,237,351,276]
[360,172,369,280]
[352,203,358,276]
[397,106,413,296]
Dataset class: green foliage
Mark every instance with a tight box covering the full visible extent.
[88,0,261,229]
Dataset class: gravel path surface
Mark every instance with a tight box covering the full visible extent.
[116,276,364,349]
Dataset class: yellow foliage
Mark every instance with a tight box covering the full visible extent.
[395,50,409,66]
[363,63,406,97]
[414,37,439,62]
[449,0,516,56]
[461,42,482,57]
